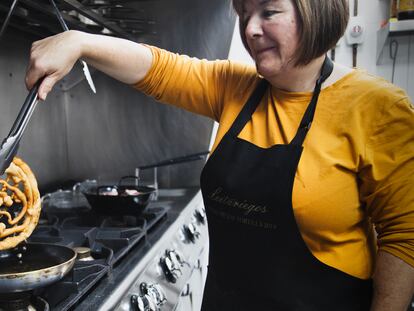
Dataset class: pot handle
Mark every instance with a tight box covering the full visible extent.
[72,182,82,192]
[74,179,97,192]
[41,193,52,205]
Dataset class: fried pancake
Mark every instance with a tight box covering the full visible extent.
[0,157,40,250]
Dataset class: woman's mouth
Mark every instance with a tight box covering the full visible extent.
[256,46,275,57]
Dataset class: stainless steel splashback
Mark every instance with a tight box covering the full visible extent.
[0,0,236,192]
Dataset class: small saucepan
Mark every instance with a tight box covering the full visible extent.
[81,176,156,216]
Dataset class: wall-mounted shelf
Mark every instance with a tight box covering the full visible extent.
[376,19,414,64]
[390,19,414,32]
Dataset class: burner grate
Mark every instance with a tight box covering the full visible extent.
[26,204,170,311]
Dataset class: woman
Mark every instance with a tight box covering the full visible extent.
[25,0,414,310]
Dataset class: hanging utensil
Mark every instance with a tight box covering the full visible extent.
[0,82,41,175]
[0,0,19,41]
[49,0,97,94]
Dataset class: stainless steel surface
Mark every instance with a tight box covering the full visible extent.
[0,243,77,293]
[97,190,208,311]
[0,0,236,191]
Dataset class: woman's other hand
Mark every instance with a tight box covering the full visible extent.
[26,30,83,100]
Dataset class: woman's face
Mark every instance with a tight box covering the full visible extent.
[242,0,300,78]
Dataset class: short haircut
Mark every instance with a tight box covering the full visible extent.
[232,0,349,66]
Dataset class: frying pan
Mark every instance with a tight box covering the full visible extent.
[81,176,155,216]
[0,243,76,293]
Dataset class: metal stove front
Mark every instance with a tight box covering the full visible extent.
[103,191,208,311]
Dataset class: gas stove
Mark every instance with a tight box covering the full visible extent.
[5,187,208,311]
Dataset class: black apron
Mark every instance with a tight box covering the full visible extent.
[200,57,372,311]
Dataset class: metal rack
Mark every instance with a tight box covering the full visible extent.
[0,0,156,40]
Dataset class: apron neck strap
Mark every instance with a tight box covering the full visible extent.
[290,56,334,146]
[228,56,334,143]
[228,79,268,137]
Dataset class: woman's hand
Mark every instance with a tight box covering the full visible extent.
[26,30,84,100]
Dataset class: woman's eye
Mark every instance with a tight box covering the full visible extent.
[262,10,278,18]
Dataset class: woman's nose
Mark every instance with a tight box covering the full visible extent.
[244,15,263,39]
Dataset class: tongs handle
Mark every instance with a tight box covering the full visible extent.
[0,82,40,175]
[8,82,40,138]
[49,0,69,31]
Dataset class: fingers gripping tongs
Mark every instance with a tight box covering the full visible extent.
[0,83,40,175]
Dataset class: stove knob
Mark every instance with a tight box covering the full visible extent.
[159,256,182,283]
[147,283,167,307]
[131,295,143,311]
[166,249,186,267]
[131,294,156,311]
[182,223,200,243]
[144,294,157,311]
[194,208,206,225]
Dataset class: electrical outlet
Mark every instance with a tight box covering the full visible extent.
[345,16,365,45]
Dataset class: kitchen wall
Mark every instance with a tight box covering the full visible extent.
[335,0,414,100]
[228,0,414,100]
[0,0,236,192]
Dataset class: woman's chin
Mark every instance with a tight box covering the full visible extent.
[256,65,279,80]
[255,58,282,76]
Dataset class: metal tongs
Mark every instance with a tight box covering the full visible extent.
[0,83,40,175]
[49,0,96,94]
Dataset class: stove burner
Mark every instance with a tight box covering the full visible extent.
[73,247,94,261]
[25,203,170,311]
[0,292,31,311]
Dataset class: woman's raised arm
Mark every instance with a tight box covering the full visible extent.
[25,30,152,100]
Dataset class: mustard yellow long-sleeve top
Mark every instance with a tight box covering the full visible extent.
[135,46,414,279]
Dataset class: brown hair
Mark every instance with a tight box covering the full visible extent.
[232,0,349,66]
